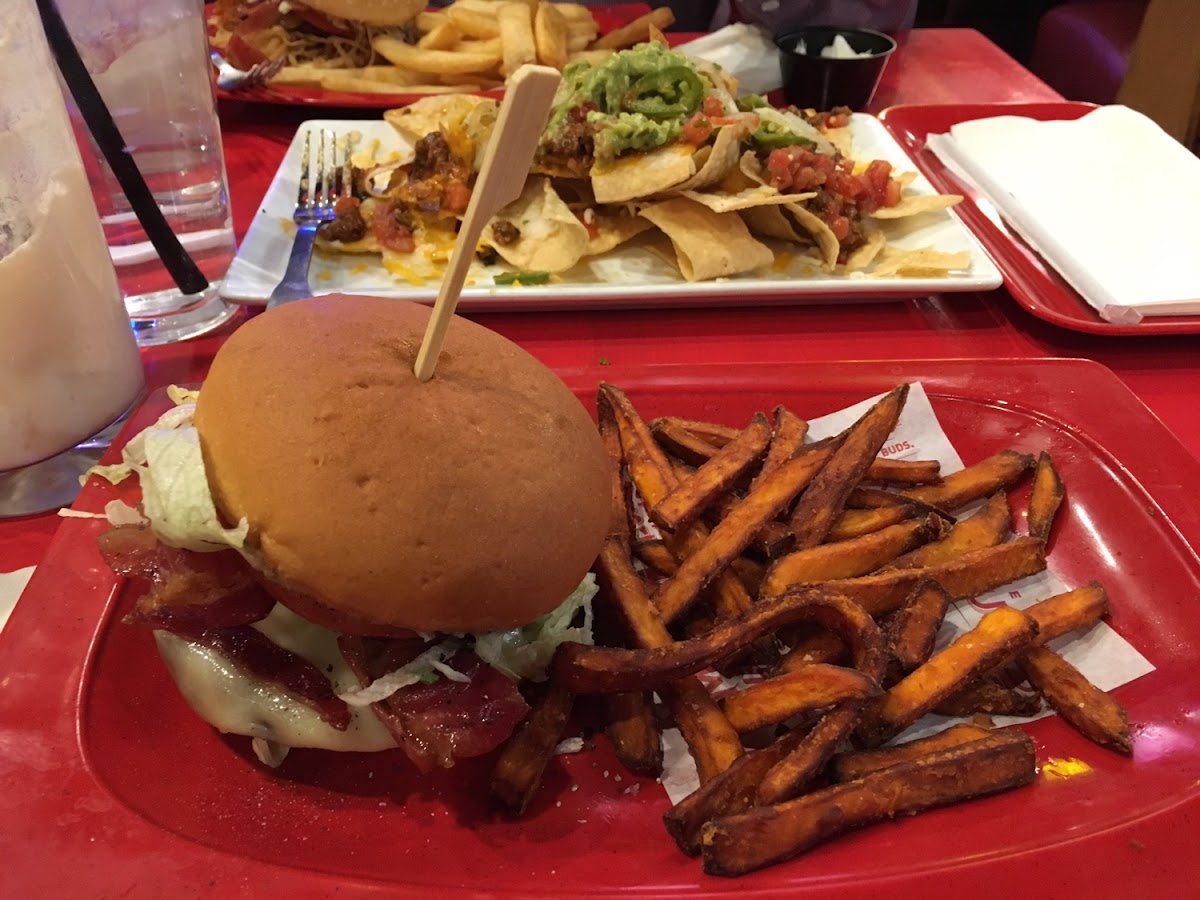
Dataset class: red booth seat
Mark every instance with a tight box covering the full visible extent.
[1029,1,1148,105]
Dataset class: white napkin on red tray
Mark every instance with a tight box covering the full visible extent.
[0,567,34,634]
[927,105,1200,324]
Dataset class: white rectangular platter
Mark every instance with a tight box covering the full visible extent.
[222,114,1002,311]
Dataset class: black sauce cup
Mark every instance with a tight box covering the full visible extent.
[774,27,897,111]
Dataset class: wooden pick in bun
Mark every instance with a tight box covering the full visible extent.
[193,295,610,635]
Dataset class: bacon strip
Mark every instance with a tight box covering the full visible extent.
[339,639,530,773]
[191,626,352,731]
[100,525,274,631]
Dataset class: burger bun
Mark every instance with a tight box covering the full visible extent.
[194,296,610,635]
[301,0,427,27]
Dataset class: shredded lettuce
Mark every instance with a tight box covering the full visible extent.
[138,424,250,551]
[338,639,465,707]
[81,463,135,487]
[166,385,201,405]
[87,385,199,483]
[473,573,598,682]
[83,390,249,552]
[104,499,147,526]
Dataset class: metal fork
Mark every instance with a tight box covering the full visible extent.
[210,50,285,92]
[268,128,350,309]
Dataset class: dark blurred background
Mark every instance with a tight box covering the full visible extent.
[657,0,1141,67]
[648,0,1151,108]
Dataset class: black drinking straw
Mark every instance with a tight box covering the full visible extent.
[35,0,209,295]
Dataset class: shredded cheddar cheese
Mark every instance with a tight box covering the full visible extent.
[382,257,431,286]
[1042,757,1093,780]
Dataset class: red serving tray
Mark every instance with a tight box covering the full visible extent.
[213,5,655,109]
[3,358,1200,896]
[878,103,1200,336]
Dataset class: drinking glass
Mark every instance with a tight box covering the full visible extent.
[58,0,239,346]
[0,0,146,517]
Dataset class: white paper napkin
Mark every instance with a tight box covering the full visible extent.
[0,566,34,635]
[675,23,784,96]
[927,105,1200,324]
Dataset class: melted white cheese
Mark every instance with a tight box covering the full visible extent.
[154,604,397,752]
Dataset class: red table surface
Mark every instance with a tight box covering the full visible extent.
[3,27,1197,575]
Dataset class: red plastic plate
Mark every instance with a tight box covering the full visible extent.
[215,82,502,109]
[878,102,1200,336]
[213,5,652,109]
[2,358,1199,896]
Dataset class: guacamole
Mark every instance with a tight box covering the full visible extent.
[545,43,711,161]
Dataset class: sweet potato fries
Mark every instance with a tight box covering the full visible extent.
[489,381,1137,877]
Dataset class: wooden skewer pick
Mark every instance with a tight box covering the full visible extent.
[413,64,563,382]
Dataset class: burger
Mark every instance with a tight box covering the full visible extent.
[209,0,428,72]
[95,296,610,770]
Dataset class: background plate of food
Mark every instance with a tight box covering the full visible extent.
[209,0,670,107]
[222,42,1001,309]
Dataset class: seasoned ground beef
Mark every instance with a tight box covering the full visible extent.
[538,103,598,175]
[317,200,367,243]
[491,220,520,246]
[410,132,454,182]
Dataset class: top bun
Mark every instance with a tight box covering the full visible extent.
[301,0,426,27]
[194,296,610,634]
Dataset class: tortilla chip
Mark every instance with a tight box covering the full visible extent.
[666,122,752,194]
[739,149,767,185]
[638,197,774,282]
[683,185,814,213]
[716,165,762,194]
[739,204,810,243]
[531,159,584,179]
[641,231,683,269]
[485,176,589,272]
[841,229,886,273]
[549,177,596,206]
[784,202,840,270]
[384,94,499,145]
[316,234,380,254]
[581,213,653,257]
[823,124,854,158]
[869,193,963,219]
[870,245,971,277]
[591,144,697,203]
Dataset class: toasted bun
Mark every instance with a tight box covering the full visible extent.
[300,0,425,26]
[194,296,610,634]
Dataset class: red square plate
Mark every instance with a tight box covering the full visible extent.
[878,103,1200,336]
[2,358,1199,896]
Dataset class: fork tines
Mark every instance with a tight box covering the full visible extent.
[294,128,351,226]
